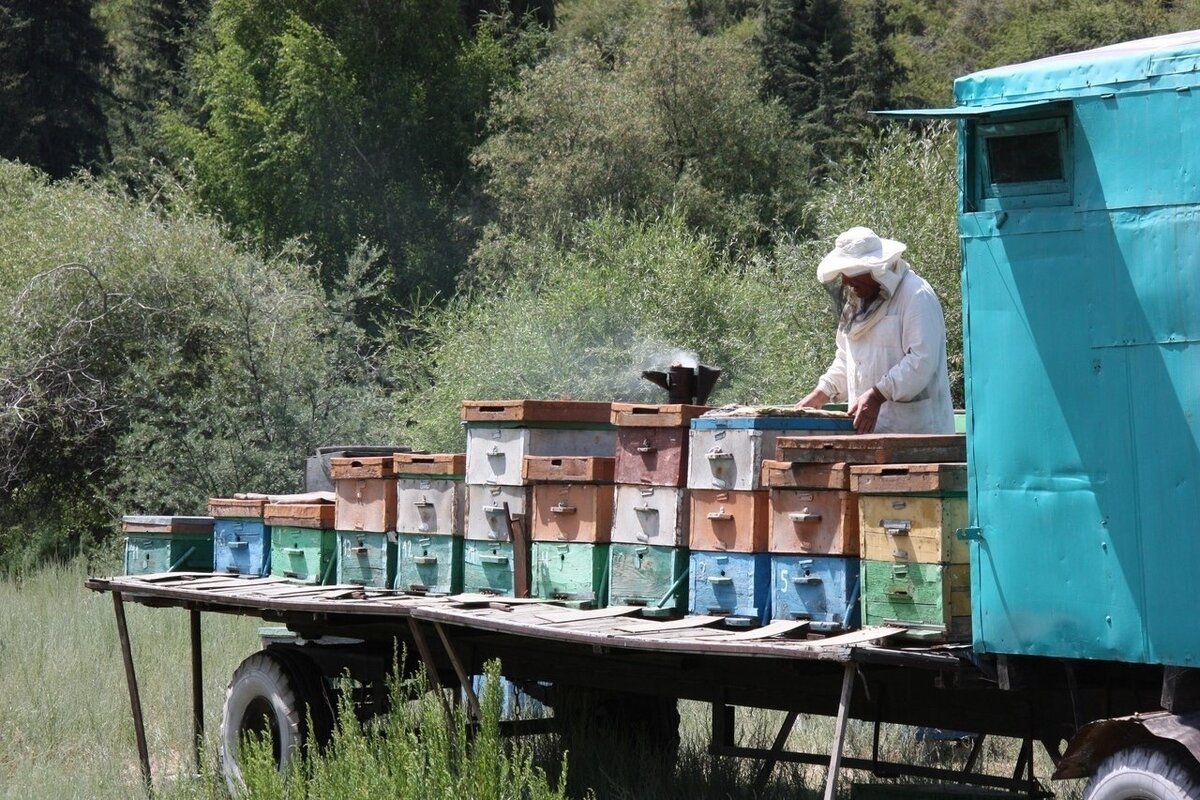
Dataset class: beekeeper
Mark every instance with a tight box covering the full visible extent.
[797,227,955,435]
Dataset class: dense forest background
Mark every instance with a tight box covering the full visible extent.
[1,0,1195,571]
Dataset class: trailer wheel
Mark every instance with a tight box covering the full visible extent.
[1083,744,1200,799]
[219,649,332,791]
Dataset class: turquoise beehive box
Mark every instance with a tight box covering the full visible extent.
[888,31,1200,666]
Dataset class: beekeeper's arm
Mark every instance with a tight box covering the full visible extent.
[799,331,849,408]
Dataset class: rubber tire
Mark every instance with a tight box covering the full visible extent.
[1083,744,1200,800]
[219,650,314,792]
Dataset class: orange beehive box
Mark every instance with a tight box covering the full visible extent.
[207,498,268,519]
[264,502,335,530]
[688,489,769,553]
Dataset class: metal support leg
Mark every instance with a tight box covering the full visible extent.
[190,609,203,770]
[408,618,452,718]
[113,592,152,793]
[823,663,856,800]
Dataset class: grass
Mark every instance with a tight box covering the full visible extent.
[0,560,1084,799]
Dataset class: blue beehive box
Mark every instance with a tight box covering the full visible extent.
[771,554,860,632]
[210,498,270,576]
[884,30,1200,665]
[689,550,771,625]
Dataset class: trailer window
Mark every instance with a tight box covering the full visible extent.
[973,116,1070,209]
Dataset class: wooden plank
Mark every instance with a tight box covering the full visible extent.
[393,453,466,477]
[610,403,709,428]
[535,605,643,624]
[775,434,966,465]
[723,620,810,641]
[121,516,213,534]
[760,461,852,490]
[849,462,968,494]
[799,626,906,648]
[461,399,613,424]
[522,456,615,483]
[624,615,725,633]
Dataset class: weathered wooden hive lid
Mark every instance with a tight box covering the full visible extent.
[121,515,214,533]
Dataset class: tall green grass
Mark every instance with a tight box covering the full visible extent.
[0,561,1081,799]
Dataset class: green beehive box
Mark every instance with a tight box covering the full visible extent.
[462,540,520,596]
[861,559,970,641]
[532,541,609,607]
[395,532,463,595]
[336,531,396,588]
[124,532,214,576]
[607,542,688,614]
[270,525,338,584]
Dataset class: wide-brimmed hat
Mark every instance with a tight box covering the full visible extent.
[817,227,907,283]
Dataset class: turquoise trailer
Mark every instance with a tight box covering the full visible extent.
[888,29,1200,668]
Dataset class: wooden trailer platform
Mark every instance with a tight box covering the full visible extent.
[86,573,1163,799]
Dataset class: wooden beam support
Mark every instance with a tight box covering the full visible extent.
[113,592,152,794]
[823,663,856,800]
[407,618,452,718]
[190,609,203,770]
[753,709,798,793]
[435,622,481,721]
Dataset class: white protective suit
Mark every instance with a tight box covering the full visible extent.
[815,262,955,434]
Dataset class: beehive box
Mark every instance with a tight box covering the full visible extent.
[860,560,970,641]
[395,532,463,594]
[688,489,769,553]
[763,461,858,556]
[688,414,854,491]
[611,485,689,546]
[122,516,214,576]
[208,498,267,518]
[465,484,529,542]
[336,531,396,588]
[689,550,771,625]
[331,456,397,533]
[393,453,467,477]
[853,464,969,565]
[610,402,709,428]
[608,543,689,613]
[611,403,706,486]
[775,434,966,465]
[213,518,270,576]
[397,478,465,536]
[269,525,338,584]
[462,540,521,596]
[530,482,615,543]
[462,399,613,424]
[532,541,610,606]
[522,455,615,483]
[771,554,860,631]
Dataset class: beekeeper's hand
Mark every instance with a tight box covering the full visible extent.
[849,387,885,434]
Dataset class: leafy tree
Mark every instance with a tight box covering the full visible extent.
[165,0,536,311]
[105,0,210,177]
[472,5,809,265]
[0,160,390,570]
[756,0,858,167]
[0,0,112,178]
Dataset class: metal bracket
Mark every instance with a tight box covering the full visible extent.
[956,527,983,541]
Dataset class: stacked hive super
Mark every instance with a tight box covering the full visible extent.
[122,515,215,575]
[851,461,969,641]
[608,403,707,616]
[462,400,616,597]
[332,455,398,588]
[525,455,615,607]
[267,500,337,584]
[775,434,967,641]
[209,497,270,576]
[687,410,854,626]
[762,459,861,632]
[393,453,466,595]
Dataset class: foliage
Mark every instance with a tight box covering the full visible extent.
[0,0,112,179]
[164,0,539,309]
[0,161,389,570]
[472,4,809,261]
